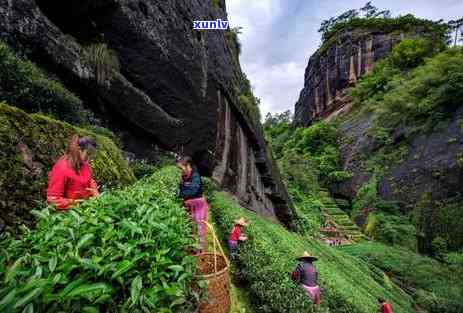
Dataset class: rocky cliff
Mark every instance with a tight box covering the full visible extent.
[294,29,419,126]
[0,0,294,225]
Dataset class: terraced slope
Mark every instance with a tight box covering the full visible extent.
[319,190,366,242]
[210,191,413,313]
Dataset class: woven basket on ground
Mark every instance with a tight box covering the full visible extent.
[195,221,231,313]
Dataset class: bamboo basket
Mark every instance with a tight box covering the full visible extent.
[195,221,231,313]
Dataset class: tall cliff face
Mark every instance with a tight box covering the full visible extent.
[0,0,294,225]
[294,29,417,126]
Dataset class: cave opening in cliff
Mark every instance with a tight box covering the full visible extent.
[35,0,116,43]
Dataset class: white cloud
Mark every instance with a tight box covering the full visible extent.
[246,61,304,116]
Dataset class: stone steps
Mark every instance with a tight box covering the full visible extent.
[319,195,366,243]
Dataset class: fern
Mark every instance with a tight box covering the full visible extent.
[84,43,120,85]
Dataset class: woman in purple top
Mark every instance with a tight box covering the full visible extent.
[291,251,321,306]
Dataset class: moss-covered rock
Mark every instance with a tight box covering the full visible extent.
[0,41,91,125]
[0,102,135,227]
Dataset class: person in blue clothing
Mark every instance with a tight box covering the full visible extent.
[176,156,208,251]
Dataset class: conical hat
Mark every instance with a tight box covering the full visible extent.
[234,217,249,226]
[296,251,318,261]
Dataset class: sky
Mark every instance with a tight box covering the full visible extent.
[225,0,463,117]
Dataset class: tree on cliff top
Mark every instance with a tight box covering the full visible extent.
[448,18,463,46]
[318,2,390,40]
[318,3,448,45]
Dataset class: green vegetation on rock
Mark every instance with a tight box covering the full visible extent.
[0,167,197,312]
[237,73,261,126]
[350,46,463,140]
[210,191,413,313]
[343,44,463,250]
[84,43,121,85]
[0,102,135,226]
[0,41,91,125]
[318,2,448,55]
[265,116,351,189]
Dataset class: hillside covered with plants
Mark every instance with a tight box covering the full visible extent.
[210,191,413,313]
[265,7,463,313]
[0,167,197,313]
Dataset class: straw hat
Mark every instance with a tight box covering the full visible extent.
[296,251,318,261]
[234,217,249,226]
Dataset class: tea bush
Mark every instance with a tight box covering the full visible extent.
[0,167,197,313]
[342,242,463,313]
[210,191,413,313]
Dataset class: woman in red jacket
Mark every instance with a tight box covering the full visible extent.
[47,135,99,210]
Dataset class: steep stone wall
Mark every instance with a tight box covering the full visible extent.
[213,90,292,224]
[335,108,463,209]
[0,0,294,225]
[294,29,418,126]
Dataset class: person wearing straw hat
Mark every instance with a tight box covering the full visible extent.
[228,217,249,260]
[291,251,321,306]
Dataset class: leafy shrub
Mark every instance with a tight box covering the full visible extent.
[0,41,90,124]
[364,213,416,249]
[390,38,443,70]
[210,192,413,313]
[279,122,351,187]
[432,237,449,260]
[349,60,401,111]
[342,242,463,313]
[0,167,197,312]
[225,27,242,57]
[83,125,122,148]
[84,43,120,85]
[434,200,463,251]
[291,195,323,237]
[352,177,379,214]
[131,159,160,180]
[263,111,293,158]
[445,252,463,266]
[236,73,261,125]
[278,153,319,195]
[264,118,350,230]
[359,48,463,139]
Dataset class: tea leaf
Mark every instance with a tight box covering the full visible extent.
[76,234,95,250]
[0,289,16,308]
[130,275,142,304]
[14,287,43,309]
[48,256,57,273]
[66,283,111,299]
